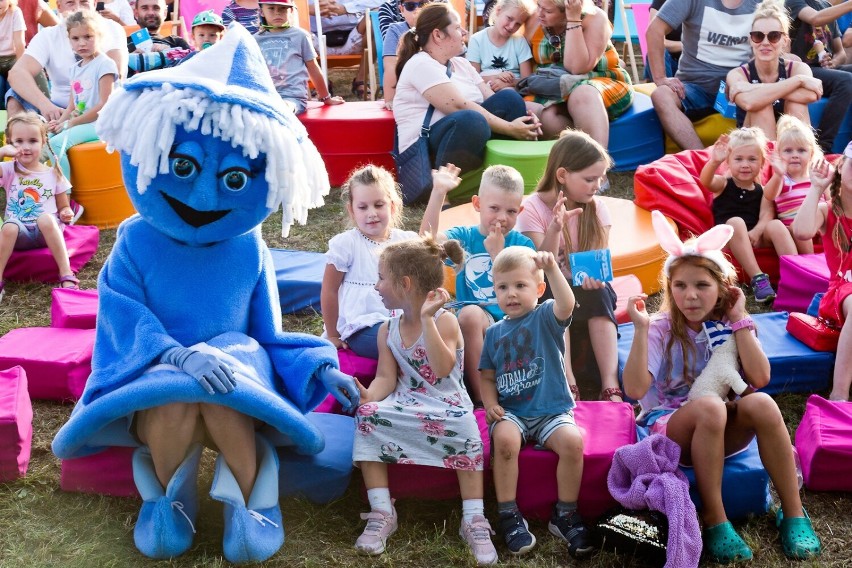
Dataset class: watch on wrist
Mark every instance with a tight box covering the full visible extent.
[730,316,755,333]
[320,94,331,102]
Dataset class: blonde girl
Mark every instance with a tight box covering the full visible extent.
[0,0,25,102]
[47,10,118,182]
[792,148,852,401]
[320,165,417,359]
[700,127,797,304]
[515,128,622,401]
[726,0,821,140]
[764,114,824,253]
[623,213,821,563]
[0,113,78,300]
[353,235,498,565]
[467,0,535,92]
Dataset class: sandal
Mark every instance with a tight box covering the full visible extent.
[569,384,581,401]
[776,509,822,559]
[58,274,80,290]
[703,521,753,564]
[351,79,370,100]
[600,387,625,402]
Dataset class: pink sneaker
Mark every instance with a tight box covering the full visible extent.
[460,515,498,565]
[354,507,398,555]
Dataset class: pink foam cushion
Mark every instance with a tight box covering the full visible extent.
[775,254,830,314]
[50,288,99,329]
[381,409,491,501]
[315,349,379,415]
[612,274,643,324]
[515,401,638,521]
[4,224,99,283]
[0,327,95,401]
[60,446,138,497]
[0,366,33,482]
[795,395,852,492]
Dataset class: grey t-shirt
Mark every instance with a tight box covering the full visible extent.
[657,0,760,94]
[254,27,317,106]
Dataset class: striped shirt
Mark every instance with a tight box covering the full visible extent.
[222,1,260,34]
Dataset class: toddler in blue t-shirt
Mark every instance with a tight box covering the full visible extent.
[479,245,593,559]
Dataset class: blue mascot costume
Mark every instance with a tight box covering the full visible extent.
[51,25,359,563]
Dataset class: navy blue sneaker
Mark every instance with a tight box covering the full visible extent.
[497,510,536,555]
[549,509,594,558]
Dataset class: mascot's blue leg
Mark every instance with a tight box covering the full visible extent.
[132,443,203,559]
[210,432,285,563]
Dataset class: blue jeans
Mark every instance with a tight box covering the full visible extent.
[427,89,527,173]
[345,322,382,360]
[810,65,852,153]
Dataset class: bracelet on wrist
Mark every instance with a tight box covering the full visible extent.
[566,24,582,31]
[730,316,755,333]
[320,94,331,102]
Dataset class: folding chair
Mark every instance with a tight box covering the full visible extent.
[612,0,639,83]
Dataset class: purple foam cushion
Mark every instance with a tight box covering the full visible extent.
[0,366,32,481]
[51,288,99,329]
[795,395,852,492]
[60,446,138,498]
[5,224,99,283]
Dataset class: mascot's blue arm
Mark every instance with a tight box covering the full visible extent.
[249,246,339,412]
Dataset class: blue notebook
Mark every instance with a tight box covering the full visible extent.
[569,248,613,286]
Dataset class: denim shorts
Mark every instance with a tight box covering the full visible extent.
[680,83,717,114]
[4,218,63,250]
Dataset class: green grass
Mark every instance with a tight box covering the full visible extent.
[1,75,851,567]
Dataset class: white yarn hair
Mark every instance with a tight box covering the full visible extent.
[96,83,330,237]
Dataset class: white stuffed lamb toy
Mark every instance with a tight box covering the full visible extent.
[651,211,755,403]
[687,321,754,402]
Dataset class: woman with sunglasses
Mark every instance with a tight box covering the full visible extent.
[382,0,433,110]
[393,3,541,183]
[726,0,822,140]
[524,0,632,144]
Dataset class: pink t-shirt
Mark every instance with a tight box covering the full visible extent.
[393,52,485,153]
[515,192,612,279]
[0,161,70,224]
[775,178,826,226]
[0,7,26,57]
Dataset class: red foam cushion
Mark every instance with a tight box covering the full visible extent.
[50,288,98,329]
[795,395,852,492]
[0,327,95,401]
[4,224,99,283]
[515,401,638,520]
[0,366,32,482]
[612,274,643,324]
[60,446,138,497]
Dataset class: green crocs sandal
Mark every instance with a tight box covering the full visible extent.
[776,509,822,559]
[703,521,754,564]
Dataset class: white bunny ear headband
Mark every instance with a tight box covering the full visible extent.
[652,210,736,277]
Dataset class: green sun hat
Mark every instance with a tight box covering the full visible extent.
[191,10,225,30]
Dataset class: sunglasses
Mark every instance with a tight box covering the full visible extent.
[548,33,561,63]
[749,30,784,44]
[401,1,427,11]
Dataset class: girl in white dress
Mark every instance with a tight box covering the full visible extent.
[320,165,417,359]
[352,235,498,565]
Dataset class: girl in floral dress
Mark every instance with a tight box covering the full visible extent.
[352,235,498,565]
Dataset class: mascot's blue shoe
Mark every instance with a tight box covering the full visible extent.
[132,443,203,559]
[210,433,284,564]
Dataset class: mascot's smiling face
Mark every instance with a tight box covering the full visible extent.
[120,127,273,246]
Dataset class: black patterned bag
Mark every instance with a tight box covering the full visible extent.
[596,506,668,566]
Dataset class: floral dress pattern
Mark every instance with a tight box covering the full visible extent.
[352,311,485,470]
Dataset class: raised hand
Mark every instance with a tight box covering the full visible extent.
[725,285,747,322]
[432,164,462,195]
[534,250,557,271]
[627,294,650,328]
[484,220,505,258]
[711,134,730,163]
[809,158,835,192]
[770,151,788,179]
[422,287,451,319]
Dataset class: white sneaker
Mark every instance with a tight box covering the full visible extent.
[460,515,498,565]
[354,506,398,555]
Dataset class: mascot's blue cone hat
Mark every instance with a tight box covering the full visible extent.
[96,23,329,236]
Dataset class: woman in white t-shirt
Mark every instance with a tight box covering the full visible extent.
[96,0,136,26]
[0,0,25,104]
[393,3,540,188]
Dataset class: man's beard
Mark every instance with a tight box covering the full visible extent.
[144,15,163,31]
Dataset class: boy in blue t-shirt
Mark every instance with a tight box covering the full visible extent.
[479,246,592,560]
[420,164,536,407]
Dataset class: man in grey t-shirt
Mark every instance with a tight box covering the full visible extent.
[647,0,760,149]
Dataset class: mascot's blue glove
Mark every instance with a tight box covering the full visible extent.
[317,364,359,414]
[160,346,237,395]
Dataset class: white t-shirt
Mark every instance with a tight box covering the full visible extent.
[0,7,25,56]
[0,161,71,223]
[103,0,135,26]
[24,15,126,105]
[70,53,118,115]
[393,52,485,153]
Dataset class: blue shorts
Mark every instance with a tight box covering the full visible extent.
[4,88,63,114]
[490,410,576,446]
[680,83,717,114]
[4,217,63,250]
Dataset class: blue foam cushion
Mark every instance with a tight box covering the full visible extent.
[617,312,833,396]
[270,249,325,314]
[637,428,771,519]
[808,97,852,154]
[609,93,664,172]
[276,412,354,503]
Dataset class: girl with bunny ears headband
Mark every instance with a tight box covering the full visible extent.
[621,211,822,563]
